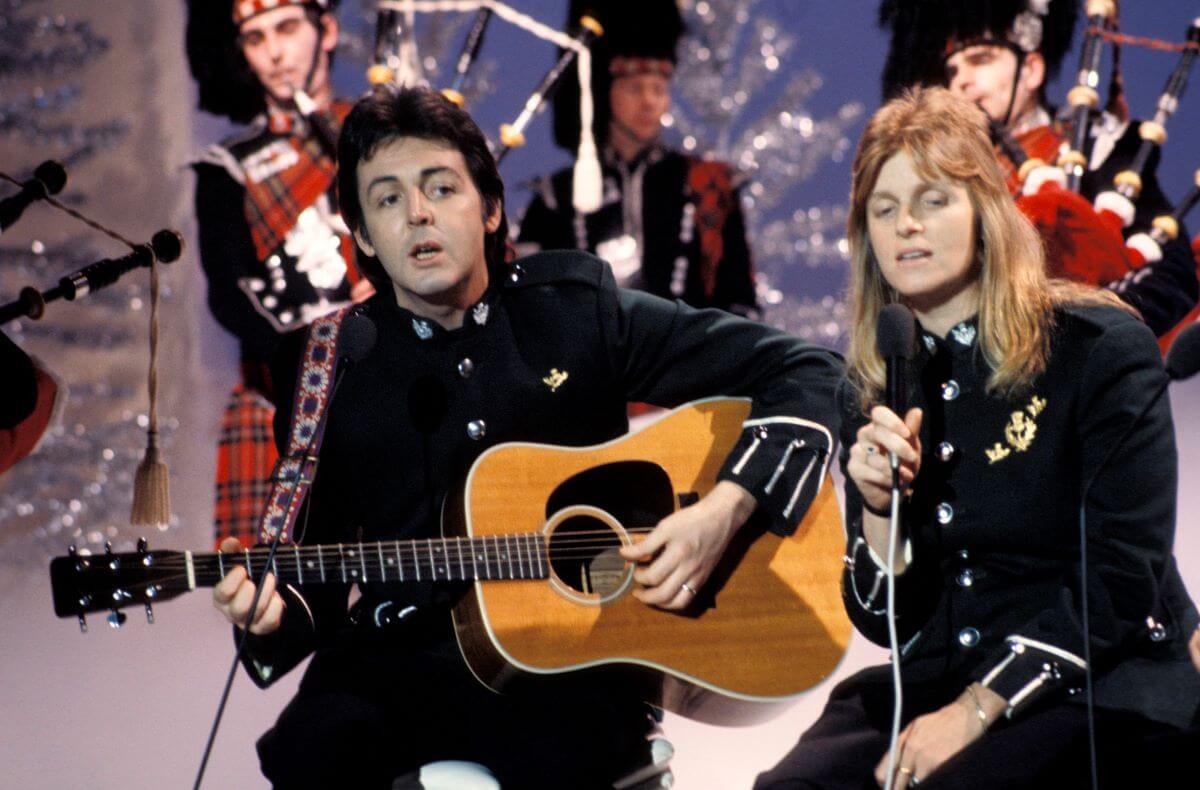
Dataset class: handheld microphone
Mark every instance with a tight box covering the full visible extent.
[874,302,917,790]
[875,303,918,470]
[0,161,67,234]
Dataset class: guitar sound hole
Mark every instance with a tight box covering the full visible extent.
[547,515,627,597]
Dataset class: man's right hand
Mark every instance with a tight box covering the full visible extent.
[212,537,286,635]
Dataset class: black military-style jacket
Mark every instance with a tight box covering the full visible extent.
[516,146,758,317]
[842,305,1200,729]
[241,251,840,686]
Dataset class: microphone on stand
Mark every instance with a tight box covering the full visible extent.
[0,161,67,235]
[0,229,183,323]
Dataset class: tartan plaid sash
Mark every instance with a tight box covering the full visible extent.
[241,101,352,263]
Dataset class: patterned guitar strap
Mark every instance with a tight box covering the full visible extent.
[256,306,353,545]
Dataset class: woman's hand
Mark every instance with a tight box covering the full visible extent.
[875,683,1005,788]
[212,537,286,635]
[847,405,923,515]
[618,481,756,611]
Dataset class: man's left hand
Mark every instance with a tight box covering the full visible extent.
[618,480,756,610]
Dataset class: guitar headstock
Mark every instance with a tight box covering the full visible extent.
[49,539,188,632]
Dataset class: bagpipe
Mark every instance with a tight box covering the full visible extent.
[365,0,606,212]
[992,4,1200,343]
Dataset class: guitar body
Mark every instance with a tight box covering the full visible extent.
[446,398,851,726]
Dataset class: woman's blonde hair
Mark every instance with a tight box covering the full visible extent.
[845,86,1125,409]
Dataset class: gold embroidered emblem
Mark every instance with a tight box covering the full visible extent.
[984,394,1047,463]
[985,443,1012,464]
[1005,411,1037,451]
[543,368,569,392]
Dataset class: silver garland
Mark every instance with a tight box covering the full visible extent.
[0,0,174,565]
[672,0,862,348]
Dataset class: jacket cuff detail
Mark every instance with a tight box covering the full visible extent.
[237,583,316,688]
[720,417,833,535]
[844,537,887,615]
[979,636,1087,719]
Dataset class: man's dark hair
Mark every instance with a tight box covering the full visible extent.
[337,86,510,291]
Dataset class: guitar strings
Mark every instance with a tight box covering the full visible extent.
[70,527,679,590]
[76,525,662,561]
[84,525,661,568]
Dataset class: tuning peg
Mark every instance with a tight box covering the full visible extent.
[105,541,113,554]
[69,544,90,571]
[106,609,127,629]
[77,613,88,633]
[142,583,157,624]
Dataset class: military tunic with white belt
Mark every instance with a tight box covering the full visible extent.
[239,251,840,788]
[842,304,1200,730]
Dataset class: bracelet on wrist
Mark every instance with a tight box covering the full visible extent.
[964,684,990,735]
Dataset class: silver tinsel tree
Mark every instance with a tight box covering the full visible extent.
[0,0,177,565]
[669,0,862,347]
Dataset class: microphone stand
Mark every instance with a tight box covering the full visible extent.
[1077,368,1175,790]
[191,348,358,790]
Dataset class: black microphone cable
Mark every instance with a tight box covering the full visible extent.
[1076,320,1200,790]
[192,311,376,790]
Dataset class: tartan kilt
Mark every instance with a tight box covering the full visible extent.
[214,383,278,549]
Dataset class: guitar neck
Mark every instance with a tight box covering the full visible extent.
[191,534,550,589]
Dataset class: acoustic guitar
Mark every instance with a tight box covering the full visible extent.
[49,398,850,725]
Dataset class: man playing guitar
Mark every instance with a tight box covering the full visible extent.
[211,86,841,789]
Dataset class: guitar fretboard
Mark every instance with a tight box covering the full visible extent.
[189,535,550,588]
